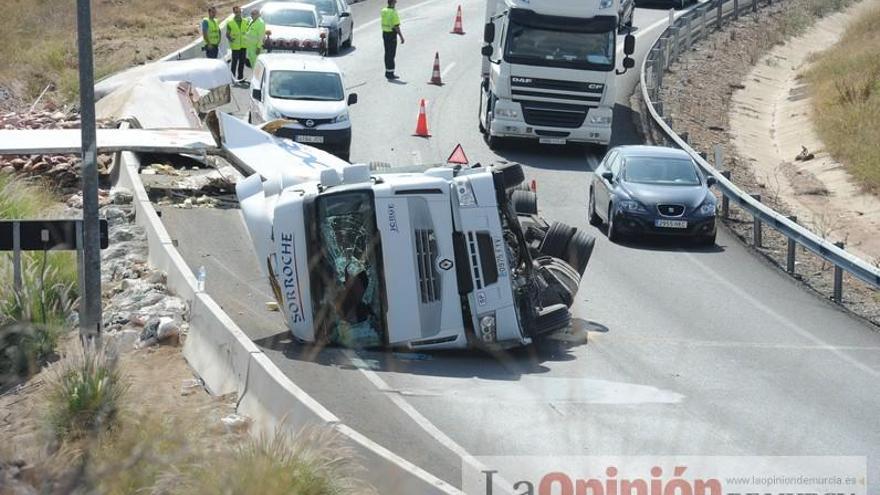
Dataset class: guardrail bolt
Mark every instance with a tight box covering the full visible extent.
[751,193,763,247]
[720,170,731,219]
[833,241,845,303]
[786,216,797,274]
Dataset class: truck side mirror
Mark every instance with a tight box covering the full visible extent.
[624,34,635,56]
[602,172,614,182]
[483,22,495,43]
[347,93,358,106]
[339,11,350,17]
[252,88,262,101]
[622,57,635,70]
[481,45,493,57]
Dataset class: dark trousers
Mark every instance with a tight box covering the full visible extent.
[205,45,219,59]
[382,31,397,73]
[230,48,247,80]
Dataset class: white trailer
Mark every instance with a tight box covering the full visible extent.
[479,0,636,149]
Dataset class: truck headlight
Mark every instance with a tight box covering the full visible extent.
[456,181,477,207]
[588,112,612,125]
[478,314,497,343]
[618,199,647,213]
[494,108,519,119]
[333,112,349,123]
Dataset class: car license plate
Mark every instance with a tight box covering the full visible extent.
[655,219,688,229]
[539,138,566,145]
[295,135,324,144]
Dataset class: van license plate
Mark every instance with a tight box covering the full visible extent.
[539,138,566,145]
[655,219,688,229]
[295,135,324,144]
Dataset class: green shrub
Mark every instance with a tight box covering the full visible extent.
[45,346,127,442]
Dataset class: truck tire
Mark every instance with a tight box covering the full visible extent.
[536,257,580,307]
[564,230,596,276]
[539,221,575,259]
[494,163,525,190]
[531,304,571,336]
[510,190,538,215]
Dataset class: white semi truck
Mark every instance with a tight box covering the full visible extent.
[219,112,596,350]
[479,0,636,149]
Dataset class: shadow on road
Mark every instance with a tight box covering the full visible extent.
[597,228,728,253]
[252,318,609,381]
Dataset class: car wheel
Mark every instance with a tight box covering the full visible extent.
[511,190,538,215]
[343,26,353,48]
[329,32,341,55]
[607,203,623,243]
[478,88,486,133]
[697,232,716,246]
[539,221,576,259]
[564,230,596,276]
[588,189,602,226]
[339,152,351,162]
[494,163,525,190]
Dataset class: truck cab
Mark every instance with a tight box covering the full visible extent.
[480,0,634,149]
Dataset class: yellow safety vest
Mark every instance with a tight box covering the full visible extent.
[380,7,400,33]
[203,17,220,46]
[228,17,249,50]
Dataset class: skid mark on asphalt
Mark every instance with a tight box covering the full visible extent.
[441,62,456,79]
[684,252,880,377]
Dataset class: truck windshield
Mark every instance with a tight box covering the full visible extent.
[268,71,344,101]
[311,191,387,347]
[504,12,617,71]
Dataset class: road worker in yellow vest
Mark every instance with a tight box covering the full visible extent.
[245,9,266,69]
[201,6,221,59]
[226,6,250,82]
[381,0,405,80]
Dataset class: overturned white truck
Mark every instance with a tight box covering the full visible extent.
[222,112,595,350]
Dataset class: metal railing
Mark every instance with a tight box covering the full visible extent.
[639,0,880,299]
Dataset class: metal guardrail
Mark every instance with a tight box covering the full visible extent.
[639,0,880,299]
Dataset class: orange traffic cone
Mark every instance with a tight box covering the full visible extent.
[451,5,464,35]
[413,99,431,137]
[429,52,443,85]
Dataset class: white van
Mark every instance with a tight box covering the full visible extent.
[249,53,357,161]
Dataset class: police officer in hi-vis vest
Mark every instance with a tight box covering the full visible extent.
[380,0,405,80]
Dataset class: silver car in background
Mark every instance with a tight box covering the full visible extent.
[298,0,354,54]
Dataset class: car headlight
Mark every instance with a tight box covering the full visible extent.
[494,108,519,119]
[333,112,349,123]
[478,314,497,343]
[698,198,717,216]
[456,181,477,207]
[618,199,646,213]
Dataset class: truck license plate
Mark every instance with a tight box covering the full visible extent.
[655,219,688,229]
[295,135,324,144]
[538,138,566,145]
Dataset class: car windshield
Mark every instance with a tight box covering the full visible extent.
[262,8,317,28]
[504,13,616,70]
[312,191,386,347]
[301,0,338,16]
[623,157,702,186]
[268,70,343,101]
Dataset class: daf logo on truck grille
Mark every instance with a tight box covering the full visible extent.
[511,77,533,84]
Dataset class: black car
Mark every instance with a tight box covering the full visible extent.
[589,145,718,244]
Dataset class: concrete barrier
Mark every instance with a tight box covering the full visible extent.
[115,144,460,495]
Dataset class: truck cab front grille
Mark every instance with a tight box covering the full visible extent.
[415,229,440,303]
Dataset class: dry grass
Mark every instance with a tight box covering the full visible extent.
[3,0,214,109]
[804,5,880,193]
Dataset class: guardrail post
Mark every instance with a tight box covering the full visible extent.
[680,131,689,144]
[752,0,758,13]
[669,8,675,29]
[734,0,739,20]
[751,193,763,247]
[720,171,731,219]
[655,101,664,118]
[786,216,797,274]
[833,241,845,303]
[684,16,692,51]
[12,220,22,293]
[659,37,668,70]
[671,26,680,63]
[717,0,723,29]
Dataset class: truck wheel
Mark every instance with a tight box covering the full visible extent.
[564,230,596,276]
[511,190,538,215]
[537,256,580,296]
[539,221,576,259]
[531,304,571,336]
[494,163,525,190]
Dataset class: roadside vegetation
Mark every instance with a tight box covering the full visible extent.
[4,0,208,108]
[804,5,880,193]
[0,172,77,388]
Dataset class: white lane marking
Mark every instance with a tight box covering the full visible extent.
[441,61,456,79]
[353,0,442,34]
[684,252,880,377]
[343,349,516,490]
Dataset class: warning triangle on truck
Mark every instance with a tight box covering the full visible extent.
[446,144,469,165]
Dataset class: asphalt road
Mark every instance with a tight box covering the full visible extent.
[159,0,880,489]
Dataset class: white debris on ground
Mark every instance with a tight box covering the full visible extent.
[0,110,115,193]
[65,185,189,353]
